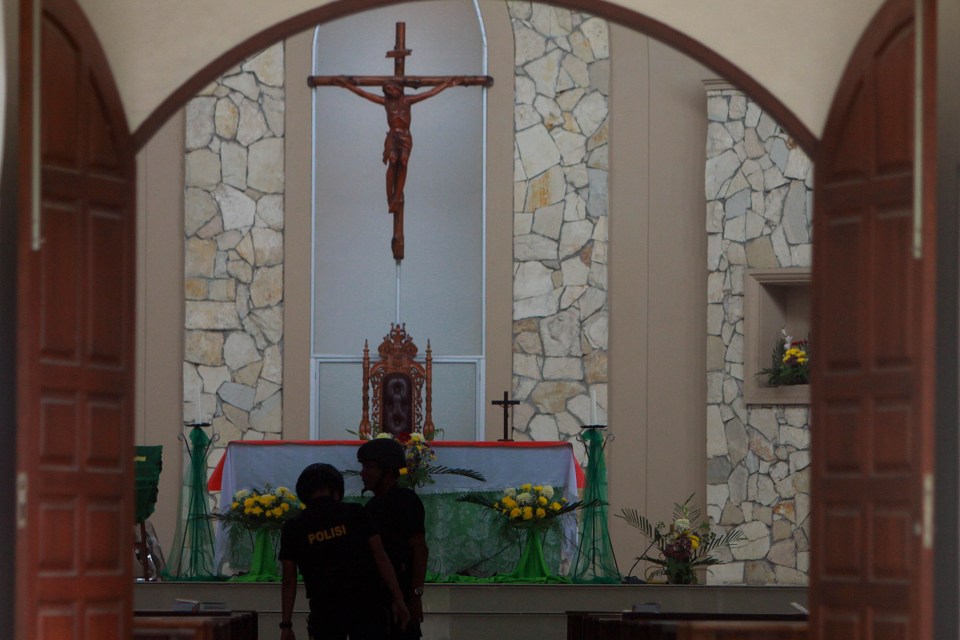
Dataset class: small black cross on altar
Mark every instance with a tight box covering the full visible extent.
[492,391,520,442]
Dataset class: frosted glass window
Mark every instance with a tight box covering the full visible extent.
[311,2,486,438]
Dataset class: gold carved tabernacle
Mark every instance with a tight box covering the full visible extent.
[359,324,435,439]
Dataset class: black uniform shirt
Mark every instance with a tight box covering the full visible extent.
[364,485,425,590]
[279,498,380,605]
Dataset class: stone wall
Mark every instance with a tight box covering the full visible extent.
[182,43,286,473]
[703,87,813,585]
[508,2,610,461]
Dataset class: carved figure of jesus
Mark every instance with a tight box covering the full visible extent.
[308,22,492,261]
[332,77,461,258]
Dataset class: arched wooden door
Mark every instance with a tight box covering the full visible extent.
[811,0,936,637]
[15,0,136,638]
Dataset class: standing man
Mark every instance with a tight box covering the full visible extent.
[358,438,429,639]
[278,463,409,640]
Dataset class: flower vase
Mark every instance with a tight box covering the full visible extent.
[506,528,553,581]
[665,561,697,585]
[230,528,281,582]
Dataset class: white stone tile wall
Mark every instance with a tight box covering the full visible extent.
[183,44,286,476]
[509,2,610,463]
[704,88,813,585]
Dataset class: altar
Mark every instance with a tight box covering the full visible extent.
[208,440,584,578]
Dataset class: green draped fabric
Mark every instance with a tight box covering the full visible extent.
[134,446,163,524]
[571,428,621,584]
[229,528,281,582]
[163,426,221,580]
[221,491,568,581]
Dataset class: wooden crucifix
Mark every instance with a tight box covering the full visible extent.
[492,391,520,442]
[308,22,493,261]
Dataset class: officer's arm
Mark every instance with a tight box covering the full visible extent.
[408,532,429,620]
[369,534,411,629]
[280,560,298,639]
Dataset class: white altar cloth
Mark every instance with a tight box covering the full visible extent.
[209,440,583,574]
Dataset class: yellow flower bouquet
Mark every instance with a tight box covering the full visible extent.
[758,328,810,386]
[458,483,602,581]
[208,484,305,582]
[210,485,304,531]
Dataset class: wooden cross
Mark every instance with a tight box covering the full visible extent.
[308,22,494,262]
[491,391,520,442]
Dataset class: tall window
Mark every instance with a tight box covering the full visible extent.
[311,2,487,440]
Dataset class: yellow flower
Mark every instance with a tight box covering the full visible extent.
[520,483,532,492]
[687,533,700,550]
[549,502,562,511]
[280,503,290,512]
[537,496,548,506]
[243,497,256,508]
[231,501,240,509]
[501,496,517,509]
[510,508,522,519]
[400,468,409,476]
[250,506,263,515]
[522,507,534,520]
[260,494,277,506]
[536,507,547,519]
[533,485,543,492]
[492,502,500,510]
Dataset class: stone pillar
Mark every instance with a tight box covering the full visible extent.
[182,43,286,474]
[704,85,812,585]
[509,3,610,462]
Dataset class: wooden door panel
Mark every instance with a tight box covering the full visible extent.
[812,0,934,637]
[87,396,125,469]
[17,0,135,638]
[87,209,126,364]
[872,402,911,473]
[40,204,81,359]
[822,401,863,474]
[829,86,873,181]
[820,215,865,368]
[872,210,913,363]
[874,30,914,174]
[40,21,79,168]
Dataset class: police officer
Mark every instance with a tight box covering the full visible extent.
[357,438,429,639]
[278,463,409,640]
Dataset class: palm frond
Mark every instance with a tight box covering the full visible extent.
[615,507,658,542]
[456,493,497,509]
[425,465,486,482]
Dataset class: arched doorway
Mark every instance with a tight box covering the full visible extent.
[10,0,943,638]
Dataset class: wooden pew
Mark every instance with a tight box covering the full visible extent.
[676,620,807,639]
[133,611,258,640]
[568,611,807,640]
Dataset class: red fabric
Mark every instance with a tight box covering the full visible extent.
[206,440,584,491]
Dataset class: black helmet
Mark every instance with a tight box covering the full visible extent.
[357,437,406,472]
[295,463,345,504]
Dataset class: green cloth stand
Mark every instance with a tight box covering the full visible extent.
[571,427,621,584]
[229,529,281,582]
[135,446,163,524]
[162,424,222,581]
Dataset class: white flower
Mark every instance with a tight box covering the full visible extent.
[781,328,792,350]
[674,518,691,531]
[516,492,533,505]
[410,433,424,442]
[376,432,394,439]
[503,488,517,497]
[234,489,250,500]
[541,485,555,499]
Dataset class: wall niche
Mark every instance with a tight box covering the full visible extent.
[743,268,811,405]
